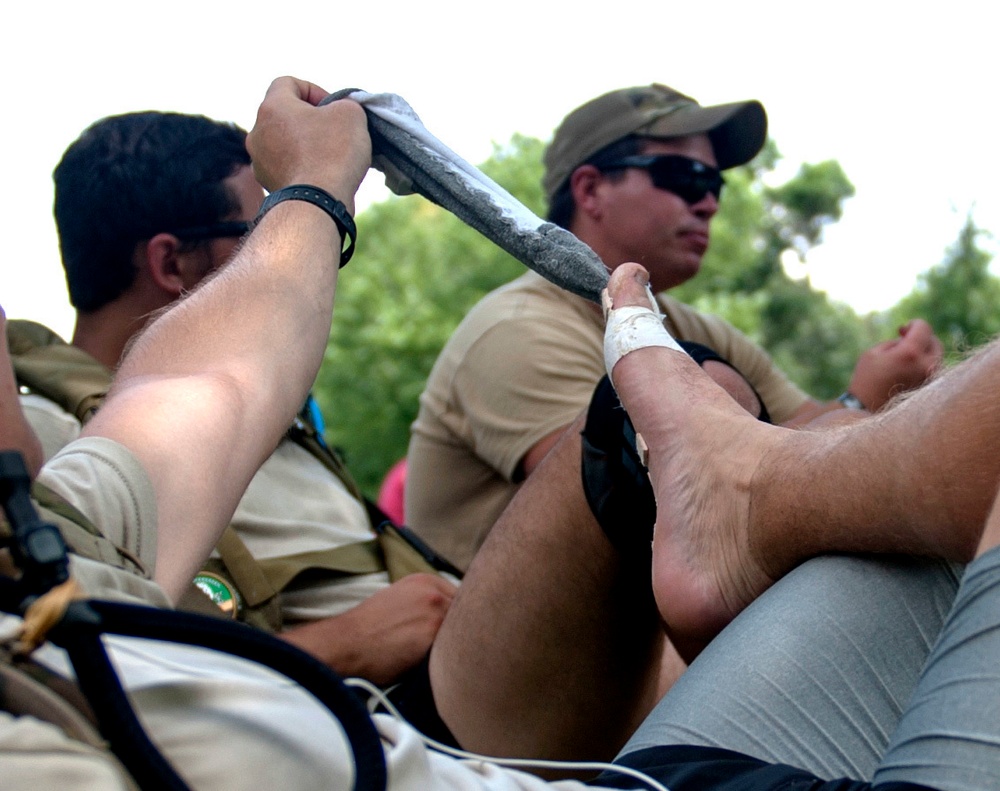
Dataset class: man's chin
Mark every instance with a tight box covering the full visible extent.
[647,260,702,292]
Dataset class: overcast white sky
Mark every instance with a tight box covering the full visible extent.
[3,1,995,338]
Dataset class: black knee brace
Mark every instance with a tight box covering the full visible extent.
[580,374,655,558]
[580,342,772,558]
[680,341,771,424]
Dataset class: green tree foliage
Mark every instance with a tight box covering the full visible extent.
[315,134,868,494]
[674,142,872,397]
[314,135,546,494]
[890,215,1000,360]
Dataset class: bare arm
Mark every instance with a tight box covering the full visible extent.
[785,319,944,428]
[846,319,943,411]
[0,306,44,477]
[82,78,371,601]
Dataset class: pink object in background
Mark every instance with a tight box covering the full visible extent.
[377,458,408,525]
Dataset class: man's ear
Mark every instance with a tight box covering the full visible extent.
[570,165,605,221]
[143,233,189,298]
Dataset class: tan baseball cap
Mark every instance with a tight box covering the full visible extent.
[543,84,767,199]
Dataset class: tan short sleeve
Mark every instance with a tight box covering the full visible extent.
[20,394,82,461]
[452,314,605,479]
[38,437,159,578]
[407,274,607,569]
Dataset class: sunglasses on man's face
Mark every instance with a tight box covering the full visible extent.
[597,155,724,206]
[166,220,252,243]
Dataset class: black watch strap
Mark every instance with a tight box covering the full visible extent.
[255,184,357,267]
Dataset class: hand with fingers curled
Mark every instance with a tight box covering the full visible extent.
[247,77,371,215]
[847,318,944,412]
[280,573,457,687]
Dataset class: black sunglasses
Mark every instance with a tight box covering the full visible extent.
[166,220,252,242]
[596,155,724,205]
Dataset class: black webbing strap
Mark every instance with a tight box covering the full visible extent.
[0,451,387,791]
[48,600,387,791]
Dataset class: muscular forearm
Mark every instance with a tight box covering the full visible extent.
[82,83,371,601]
[86,205,344,599]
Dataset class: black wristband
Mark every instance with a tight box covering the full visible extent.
[255,184,357,267]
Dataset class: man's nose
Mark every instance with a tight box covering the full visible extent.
[690,190,719,220]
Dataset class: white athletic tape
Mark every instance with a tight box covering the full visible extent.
[604,304,684,382]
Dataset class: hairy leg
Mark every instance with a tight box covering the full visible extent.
[429,414,668,763]
[606,262,1000,655]
[429,312,775,761]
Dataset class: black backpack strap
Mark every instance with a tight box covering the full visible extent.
[0,450,387,791]
[6,320,110,423]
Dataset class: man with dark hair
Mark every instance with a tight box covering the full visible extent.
[53,111,252,314]
[406,83,943,573]
[13,109,455,689]
[2,79,381,787]
[21,111,258,458]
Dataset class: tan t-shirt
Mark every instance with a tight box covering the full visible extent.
[230,438,389,623]
[23,383,386,623]
[37,436,169,607]
[407,271,809,570]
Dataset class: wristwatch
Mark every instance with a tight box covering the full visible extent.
[837,391,867,411]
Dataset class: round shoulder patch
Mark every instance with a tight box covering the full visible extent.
[193,572,243,619]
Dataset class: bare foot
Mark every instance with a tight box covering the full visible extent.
[605,263,800,659]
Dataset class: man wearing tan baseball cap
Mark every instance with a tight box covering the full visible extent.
[406,84,942,575]
[543,83,766,204]
[542,84,766,296]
